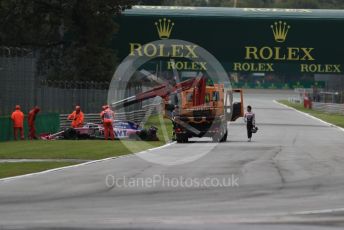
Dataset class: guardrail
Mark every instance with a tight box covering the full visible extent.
[59,103,161,129]
[312,102,344,115]
[288,97,302,104]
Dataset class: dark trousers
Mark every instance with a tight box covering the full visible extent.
[247,123,253,139]
[29,125,37,140]
[13,127,24,140]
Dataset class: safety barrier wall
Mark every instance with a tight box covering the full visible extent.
[0,113,60,141]
[231,82,325,90]
[312,102,344,115]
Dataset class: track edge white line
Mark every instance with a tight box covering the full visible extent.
[0,142,175,183]
[273,100,344,133]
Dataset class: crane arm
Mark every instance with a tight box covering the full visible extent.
[111,76,203,110]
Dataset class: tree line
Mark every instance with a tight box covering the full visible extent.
[0,0,134,81]
[1,0,343,82]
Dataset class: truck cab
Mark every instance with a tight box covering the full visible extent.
[163,79,244,143]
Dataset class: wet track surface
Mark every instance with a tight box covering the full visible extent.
[1,90,344,229]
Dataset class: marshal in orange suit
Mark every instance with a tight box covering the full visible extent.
[68,105,84,128]
[11,105,25,140]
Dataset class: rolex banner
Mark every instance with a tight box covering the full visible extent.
[117,6,344,74]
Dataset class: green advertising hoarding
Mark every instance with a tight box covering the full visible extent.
[117,6,344,75]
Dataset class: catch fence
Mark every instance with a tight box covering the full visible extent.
[312,102,344,115]
[0,47,144,115]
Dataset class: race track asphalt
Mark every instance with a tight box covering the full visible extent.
[1,90,344,230]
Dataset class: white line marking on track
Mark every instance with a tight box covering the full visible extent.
[0,142,175,183]
[274,100,344,133]
[292,207,344,215]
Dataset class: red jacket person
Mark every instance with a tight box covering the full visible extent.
[28,106,40,140]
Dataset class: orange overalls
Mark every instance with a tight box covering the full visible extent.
[101,108,115,140]
[11,109,25,140]
[68,110,84,128]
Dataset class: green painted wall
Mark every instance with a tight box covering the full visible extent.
[0,113,60,141]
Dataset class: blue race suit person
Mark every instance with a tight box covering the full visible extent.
[244,105,255,142]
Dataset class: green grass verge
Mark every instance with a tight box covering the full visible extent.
[0,114,173,159]
[0,162,76,179]
[0,140,165,159]
[0,114,173,178]
[278,100,344,128]
[144,114,173,141]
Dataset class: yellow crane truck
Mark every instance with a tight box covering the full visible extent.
[112,76,244,143]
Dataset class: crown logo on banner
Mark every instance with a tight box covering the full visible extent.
[155,18,174,39]
[271,21,291,43]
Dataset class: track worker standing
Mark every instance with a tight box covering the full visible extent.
[244,105,255,142]
[100,105,115,140]
[28,106,40,140]
[11,105,25,140]
[68,105,84,128]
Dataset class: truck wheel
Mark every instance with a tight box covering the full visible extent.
[221,130,228,142]
[176,134,187,143]
[176,134,185,143]
[212,135,221,143]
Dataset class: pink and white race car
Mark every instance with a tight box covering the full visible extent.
[41,121,158,141]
